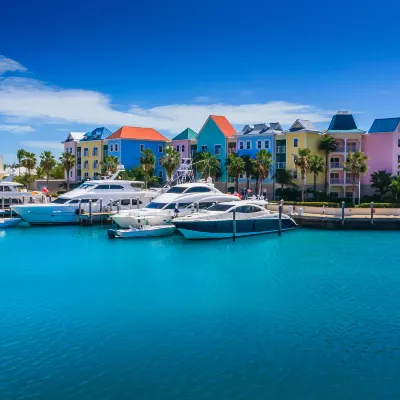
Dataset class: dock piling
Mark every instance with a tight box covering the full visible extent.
[22,196,25,204]
[109,199,113,212]
[136,197,140,209]
[30,196,33,204]
[78,200,82,224]
[49,195,52,203]
[371,202,374,226]
[1,197,4,210]
[341,201,345,228]
[232,209,236,241]
[278,201,282,236]
[99,198,103,212]
[89,200,93,226]
[117,199,121,213]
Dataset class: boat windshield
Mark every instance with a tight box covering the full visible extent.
[78,183,95,190]
[145,202,167,209]
[206,204,234,212]
[51,198,70,204]
[166,187,187,194]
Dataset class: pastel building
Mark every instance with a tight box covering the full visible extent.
[106,126,170,180]
[325,112,365,198]
[62,132,85,183]
[361,117,400,193]
[78,127,112,180]
[171,128,198,161]
[196,115,237,189]
[284,119,324,191]
[235,123,283,193]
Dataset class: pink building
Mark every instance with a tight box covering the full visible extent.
[362,118,400,193]
[62,131,85,183]
[171,128,197,161]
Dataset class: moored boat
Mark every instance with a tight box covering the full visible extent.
[0,218,22,228]
[107,224,176,239]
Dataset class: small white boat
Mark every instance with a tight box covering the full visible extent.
[0,218,22,228]
[107,224,176,239]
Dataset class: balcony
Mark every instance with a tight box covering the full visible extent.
[333,146,358,153]
[228,147,237,155]
[330,178,345,184]
[276,146,286,153]
[276,162,286,169]
[330,162,343,169]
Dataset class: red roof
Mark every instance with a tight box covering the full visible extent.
[108,126,169,142]
[210,115,237,137]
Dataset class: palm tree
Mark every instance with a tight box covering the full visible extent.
[17,149,26,177]
[308,154,325,193]
[40,151,56,187]
[102,155,119,175]
[226,153,245,192]
[319,135,338,194]
[343,151,368,206]
[390,176,400,201]
[21,152,37,189]
[240,155,256,190]
[294,148,311,201]
[195,151,220,179]
[370,170,392,200]
[273,169,296,190]
[139,149,156,187]
[255,150,273,196]
[59,152,76,191]
[160,147,180,180]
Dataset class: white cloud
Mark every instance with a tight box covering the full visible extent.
[0,124,35,133]
[0,55,27,75]
[21,141,64,150]
[0,74,331,135]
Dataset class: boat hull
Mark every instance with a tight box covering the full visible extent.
[108,225,176,239]
[112,212,173,228]
[11,205,80,225]
[0,218,22,228]
[174,216,296,240]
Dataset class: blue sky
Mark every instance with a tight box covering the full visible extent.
[1,0,400,164]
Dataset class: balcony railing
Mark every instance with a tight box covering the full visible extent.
[330,162,343,169]
[276,162,286,169]
[333,146,358,153]
[330,178,345,184]
[276,146,286,153]
[228,148,237,155]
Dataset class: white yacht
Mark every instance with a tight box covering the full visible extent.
[0,173,49,207]
[112,191,239,228]
[11,170,159,225]
[173,200,297,240]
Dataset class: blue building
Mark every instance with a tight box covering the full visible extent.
[235,123,283,191]
[106,126,170,180]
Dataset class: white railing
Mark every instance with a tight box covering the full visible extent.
[330,178,345,184]
[330,162,343,168]
[276,146,286,153]
[276,162,286,169]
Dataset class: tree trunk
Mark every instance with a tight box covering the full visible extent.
[246,177,250,190]
[259,179,263,198]
[67,171,70,191]
[314,173,317,193]
[301,172,305,202]
[352,181,356,206]
[235,173,239,193]
[46,174,49,188]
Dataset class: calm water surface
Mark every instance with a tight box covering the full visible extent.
[1,226,400,399]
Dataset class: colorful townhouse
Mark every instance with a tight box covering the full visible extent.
[361,117,400,194]
[235,123,283,195]
[62,132,85,183]
[78,127,112,180]
[195,115,237,189]
[284,119,324,192]
[325,112,365,199]
[171,128,198,161]
[106,126,170,180]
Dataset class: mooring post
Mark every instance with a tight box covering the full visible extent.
[341,201,345,228]
[117,199,121,213]
[78,199,82,224]
[49,195,52,203]
[195,201,199,213]
[278,200,282,236]
[99,198,103,212]
[371,202,374,226]
[41,195,45,204]
[232,208,236,241]
[89,199,93,226]
[22,196,25,204]
[30,196,33,204]
[109,199,113,212]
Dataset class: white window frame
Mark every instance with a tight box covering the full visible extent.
[93,147,98,156]
[293,138,299,148]
[84,172,89,178]
[140,144,145,151]
[84,161,89,169]
[84,148,89,157]
[246,141,251,150]
[239,141,244,150]
[93,160,98,169]
[215,144,221,155]
[264,140,270,149]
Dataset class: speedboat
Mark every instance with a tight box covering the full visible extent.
[0,218,22,228]
[173,200,297,240]
[11,169,158,225]
[107,224,176,239]
[111,182,233,228]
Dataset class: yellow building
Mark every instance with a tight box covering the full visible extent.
[284,120,325,189]
[77,127,112,181]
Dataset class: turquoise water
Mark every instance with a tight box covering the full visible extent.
[1,226,400,399]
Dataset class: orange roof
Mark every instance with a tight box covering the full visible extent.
[107,126,169,142]
[210,115,237,137]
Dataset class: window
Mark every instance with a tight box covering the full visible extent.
[140,144,144,151]
[246,141,251,150]
[94,184,110,190]
[182,145,185,153]
[109,185,124,190]
[239,141,244,150]
[346,191,353,198]
[84,161,89,169]
[158,171,163,178]
[121,199,131,206]
[293,170,298,179]
[201,145,207,152]
[110,144,114,152]
[176,145,180,152]
[257,140,262,149]
[397,139,400,147]
[398,154,400,164]
[215,144,221,155]
[70,171,73,178]
[166,187,187,194]
[145,202,167,209]
[185,186,212,193]
[115,144,119,152]
[239,173,245,179]
[84,172,89,178]
[264,140,269,149]
[93,160,98,169]
[158,145,163,153]
[330,192,339,198]
[207,203,234,212]
[158,158,162,166]
[93,147,98,156]
[84,148,89,156]
[293,138,298,148]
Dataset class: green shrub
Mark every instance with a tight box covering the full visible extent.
[359,203,400,208]
[277,201,340,208]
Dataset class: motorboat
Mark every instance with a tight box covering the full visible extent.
[0,173,48,207]
[11,169,159,225]
[173,200,297,240]
[0,218,22,228]
[111,182,238,228]
[107,224,176,239]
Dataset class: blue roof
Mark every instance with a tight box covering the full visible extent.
[172,128,197,141]
[81,127,112,141]
[368,118,400,133]
[327,113,360,132]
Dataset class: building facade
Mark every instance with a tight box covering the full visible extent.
[106,126,170,180]
[171,128,198,161]
[325,112,365,199]
[62,132,85,183]
[78,127,112,180]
